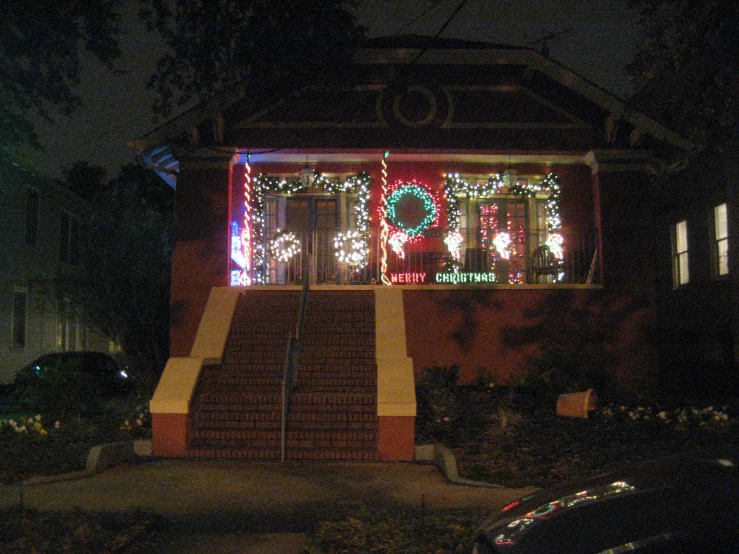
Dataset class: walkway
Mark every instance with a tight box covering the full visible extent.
[0,459,536,553]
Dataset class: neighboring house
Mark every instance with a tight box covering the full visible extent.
[0,161,110,384]
[652,145,739,399]
[134,36,698,461]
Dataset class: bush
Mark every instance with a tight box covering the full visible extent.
[415,365,494,446]
[510,344,617,403]
[305,505,482,554]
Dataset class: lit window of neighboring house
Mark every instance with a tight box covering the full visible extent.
[672,220,689,288]
[12,288,27,348]
[714,203,729,276]
[59,211,80,264]
[25,188,39,247]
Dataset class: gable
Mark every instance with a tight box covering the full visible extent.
[134,39,694,168]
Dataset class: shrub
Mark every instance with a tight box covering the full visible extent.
[305,505,482,554]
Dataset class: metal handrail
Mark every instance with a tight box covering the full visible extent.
[281,261,310,462]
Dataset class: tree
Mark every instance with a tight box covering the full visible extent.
[59,161,109,202]
[1,1,123,160]
[57,164,173,396]
[627,0,739,146]
[141,0,365,118]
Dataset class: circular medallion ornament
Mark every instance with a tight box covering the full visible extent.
[386,183,438,237]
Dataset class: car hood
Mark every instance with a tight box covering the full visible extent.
[473,451,739,553]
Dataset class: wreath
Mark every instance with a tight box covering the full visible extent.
[386,182,438,237]
[269,231,301,262]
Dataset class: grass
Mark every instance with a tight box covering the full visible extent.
[1,381,735,553]
[0,507,162,554]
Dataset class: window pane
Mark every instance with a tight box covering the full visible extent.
[718,240,729,275]
[675,220,688,252]
[679,252,690,285]
[12,291,27,348]
[25,189,39,247]
[59,212,70,262]
[715,203,728,240]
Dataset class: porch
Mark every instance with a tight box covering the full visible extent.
[232,228,600,287]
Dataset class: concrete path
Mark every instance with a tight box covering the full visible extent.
[0,459,536,553]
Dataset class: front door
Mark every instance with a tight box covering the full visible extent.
[285,196,339,283]
[479,199,528,283]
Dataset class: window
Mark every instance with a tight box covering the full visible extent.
[671,220,689,288]
[57,299,79,350]
[59,211,80,264]
[25,188,39,247]
[11,289,27,348]
[713,203,729,276]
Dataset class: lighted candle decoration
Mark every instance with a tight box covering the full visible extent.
[388,231,409,259]
[444,230,464,261]
[493,232,512,260]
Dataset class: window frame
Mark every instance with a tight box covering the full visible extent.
[59,210,80,264]
[671,220,690,288]
[712,203,729,277]
[25,187,39,248]
[11,288,28,349]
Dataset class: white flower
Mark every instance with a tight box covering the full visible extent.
[54,421,61,429]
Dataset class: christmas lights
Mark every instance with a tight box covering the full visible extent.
[385,181,440,238]
[269,231,301,263]
[388,231,409,259]
[493,232,512,260]
[247,170,371,283]
[380,152,391,285]
[444,231,464,261]
[334,229,367,267]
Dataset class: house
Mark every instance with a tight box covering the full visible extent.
[135,36,696,461]
[652,145,739,400]
[0,161,110,384]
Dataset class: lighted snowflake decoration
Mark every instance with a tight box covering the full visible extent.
[269,230,301,262]
[334,230,367,267]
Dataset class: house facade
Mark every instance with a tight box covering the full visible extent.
[137,37,695,460]
[0,162,110,384]
[653,146,739,400]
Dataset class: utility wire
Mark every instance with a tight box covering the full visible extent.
[203,0,471,158]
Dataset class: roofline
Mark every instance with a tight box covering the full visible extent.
[133,42,696,155]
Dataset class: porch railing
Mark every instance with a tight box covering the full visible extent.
[259,229,600,286]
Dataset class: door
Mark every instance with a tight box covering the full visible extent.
[285,196,339,283]
[479,199,528,283]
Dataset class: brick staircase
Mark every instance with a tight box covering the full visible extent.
[188,289,378,460]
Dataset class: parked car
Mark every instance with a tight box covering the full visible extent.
[469,450,739,553]
[13,352,134,418]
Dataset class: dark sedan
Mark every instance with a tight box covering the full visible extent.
[469,450,739,554]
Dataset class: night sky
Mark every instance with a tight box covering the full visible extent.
[27,0,642,179]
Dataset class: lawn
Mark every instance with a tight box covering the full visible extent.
[0,372,736,553]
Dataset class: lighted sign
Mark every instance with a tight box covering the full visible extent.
[435,272,498,284]
[390,272,428,284]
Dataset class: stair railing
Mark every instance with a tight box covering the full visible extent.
[281,260,310,462]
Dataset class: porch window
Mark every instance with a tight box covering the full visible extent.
[671,220,689,288]
[713,203,729,276]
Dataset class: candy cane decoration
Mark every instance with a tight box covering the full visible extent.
[240,156,253,286]
[380,151,391,285]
